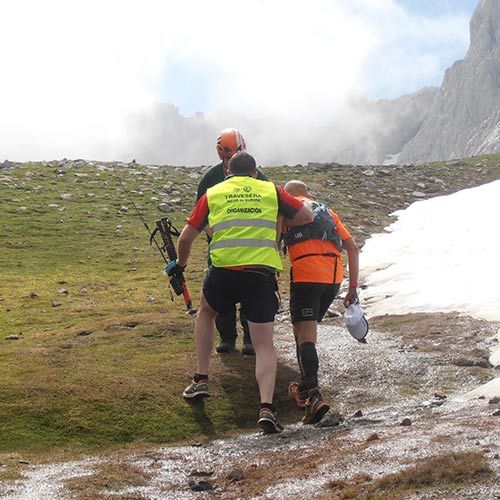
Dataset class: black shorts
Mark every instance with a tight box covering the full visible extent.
[290,282,340,324]
[203,267,279,323]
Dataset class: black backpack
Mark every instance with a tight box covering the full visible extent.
[284,201,342,251]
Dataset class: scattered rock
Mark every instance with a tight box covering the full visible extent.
[353,410,363,418]
[5,335,20,341]
[119,205,128,212]
[412,191,426,198]
[16,206,27,212]
[147,295,155,303]
[434,390,447,400]
[60,193,72,200]
[29,292,40,299]
[58,288,69,295]
[400,418,412,426]
[488,397,499,404]
[189,470,214,477]
[188,479,214,492]
[52,300,62,308]
[76,330,92,336]
[226,468,245,481]
[492,410,500,417]
[19,460,29,465]
[79,288,88,295]
[317,411,344,428]
[0,295,4,301]
[158,202,172,213]
[365,433,380,442]
[57,280,67,284]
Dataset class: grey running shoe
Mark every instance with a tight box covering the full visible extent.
[215,342,238,354]
[302,391,330,425]
[183,380,210,400]
[258,408,284,434]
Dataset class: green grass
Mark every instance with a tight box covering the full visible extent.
[1,155,499,459]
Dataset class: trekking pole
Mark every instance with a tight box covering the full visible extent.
[150,217,196,315]
[114,175,196,314]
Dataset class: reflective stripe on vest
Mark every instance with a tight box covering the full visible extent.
[207,176,283,270]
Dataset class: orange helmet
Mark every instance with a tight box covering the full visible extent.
[216,128,246,161]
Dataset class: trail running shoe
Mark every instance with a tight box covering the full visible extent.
[183,380,210,400]
[241,342,255,356]
[302,391,330,425]
[288,382,307,409]
[258,408,284,434]
[215,341,238,354]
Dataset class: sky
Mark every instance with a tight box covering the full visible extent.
[0,0,479,162]
[359,180,500,397]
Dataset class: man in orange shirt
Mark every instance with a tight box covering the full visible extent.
[282,180,359,425]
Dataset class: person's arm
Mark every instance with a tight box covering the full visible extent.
[275,185,314,227]
[342,237,360,307]
[285,204,314,227]
[177,224,200,268]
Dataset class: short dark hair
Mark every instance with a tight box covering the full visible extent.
[228,151,256,175]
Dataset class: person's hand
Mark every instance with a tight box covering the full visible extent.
[166,260,185,277]
[343,287,358,308]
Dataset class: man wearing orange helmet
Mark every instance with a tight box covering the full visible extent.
[196,128,268,356]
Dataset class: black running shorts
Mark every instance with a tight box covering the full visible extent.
[290,282,340,324]
[203,266,279,323]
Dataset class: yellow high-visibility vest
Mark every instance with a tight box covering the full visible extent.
[207,175,283,270]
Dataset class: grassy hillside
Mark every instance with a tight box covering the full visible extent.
[1,155,499,460]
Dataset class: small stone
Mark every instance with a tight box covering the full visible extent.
[434,390,447,400]
[0,295,4,301]
[400,418,412,426]
[19,460,29,465]
[412,191,426,198]
[5,335,20,341]
[488,397,500,404]
[353,410,363,418]
[58,288,69,295]
[226,468,245,481]
[316,411,344,428]
[147,295,155,303]
[57,280,67,284]
[188,479,214,492]
[76,330,92,336]
[60,193,72,200]
[492,409,500,417]
[29,292,40,299]
[79,288,88,295]
[366,433,379,442]
[52,300,62,307]
[158,202,172,213]
[189,470,214,478]
[119,205,128,212]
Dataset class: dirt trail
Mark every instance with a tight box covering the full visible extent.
[1,313,499,499]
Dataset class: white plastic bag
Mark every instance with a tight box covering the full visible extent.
[344,302,369,342]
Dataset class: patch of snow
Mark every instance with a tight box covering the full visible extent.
[360,180,500,399]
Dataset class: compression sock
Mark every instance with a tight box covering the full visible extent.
[194,373,208,382]
[299,342,319,390]
[295,336,305,383]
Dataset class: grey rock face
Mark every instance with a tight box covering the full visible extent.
[398,0,500,163]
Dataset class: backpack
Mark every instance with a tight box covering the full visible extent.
[284,200,343,251]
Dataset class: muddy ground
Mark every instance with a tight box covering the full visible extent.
[1,311,499,499]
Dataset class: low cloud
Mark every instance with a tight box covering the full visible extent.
[0,0,472,164]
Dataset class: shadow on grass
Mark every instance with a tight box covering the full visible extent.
[183,397,216,436]
[217,352,302,428]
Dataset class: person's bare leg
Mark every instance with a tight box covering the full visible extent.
[248,321,276,403]
[195,293,218,375]
[293,321,318,345]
